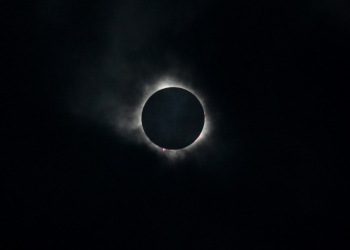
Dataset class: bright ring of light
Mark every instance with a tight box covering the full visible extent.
[128,75,213,161]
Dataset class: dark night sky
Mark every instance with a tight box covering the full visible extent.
[2,0,349,249]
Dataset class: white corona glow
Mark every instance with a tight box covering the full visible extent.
[123,75,213,161]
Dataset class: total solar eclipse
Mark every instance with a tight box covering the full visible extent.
[142,87,205,150]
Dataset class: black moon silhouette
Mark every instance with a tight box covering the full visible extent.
[142,87,205,150]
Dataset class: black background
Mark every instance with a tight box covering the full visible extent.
[2,0,349,249]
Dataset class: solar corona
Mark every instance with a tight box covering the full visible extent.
[133,77,212,159]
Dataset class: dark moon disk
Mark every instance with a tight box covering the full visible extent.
[142,87,205,150]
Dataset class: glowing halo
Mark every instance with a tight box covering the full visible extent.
[128,75,213,161]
